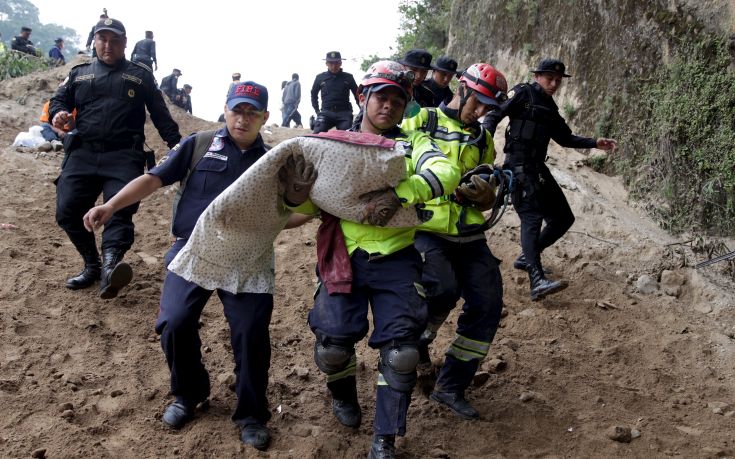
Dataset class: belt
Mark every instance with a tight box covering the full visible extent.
[81,140,135,152]
[322,105,351,112]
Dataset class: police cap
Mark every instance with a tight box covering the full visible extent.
[94,17,126,37]
[431,56,459,74]
[398,49,433,70]
[532,58,571,77]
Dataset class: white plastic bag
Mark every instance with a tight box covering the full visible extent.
[13,125,47,148]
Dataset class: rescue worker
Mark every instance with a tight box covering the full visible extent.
[130,30,157,71]
[483,58,617,300]
[11,26,37,56]
[48,38,65,66]
[82,81,288,451]
[283,61,460,459]
[310,51,359,133]
[402,63,507,420]
[424,56,458,107]
[160,68,182,102]
[398,48,434,108]
[50,17,181,299]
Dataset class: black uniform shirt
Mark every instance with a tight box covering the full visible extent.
[131,38,157,65]
[11,35,35,55]
[413,82,436,108]
[50,58,181,148]
[311,70,358,113]
[483,81,596,164]
[423,79,454,107]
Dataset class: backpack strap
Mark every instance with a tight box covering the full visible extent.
[171,129,217,230]
[424,107,438,137]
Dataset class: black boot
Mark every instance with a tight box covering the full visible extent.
[367,434,395,459]
[99,249,133,299]
[513,253,552,274]
[528,263,567,301]
[65,246,101,290]
[328,377,361,428]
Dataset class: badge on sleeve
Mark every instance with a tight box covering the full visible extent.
[507,89,516,99]
[209,136,224,152]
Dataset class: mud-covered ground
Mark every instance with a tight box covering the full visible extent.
[1,62,734,458]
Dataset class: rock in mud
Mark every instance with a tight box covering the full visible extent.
[606,425,632,443]
[31,448,46,458]
[635,275,658,294]
[660,270,685,297]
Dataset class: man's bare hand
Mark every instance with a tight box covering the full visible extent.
[52,111,70,129]
[83,204,115,232]
[596,138,617,151]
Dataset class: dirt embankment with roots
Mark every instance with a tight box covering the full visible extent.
[1,62,734,458]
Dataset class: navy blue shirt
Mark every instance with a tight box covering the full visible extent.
[149,127,270,238]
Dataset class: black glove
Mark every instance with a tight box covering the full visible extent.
[278,153,317,206]
[360,189,401,226]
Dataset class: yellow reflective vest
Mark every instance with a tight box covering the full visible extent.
[402,107,495,236]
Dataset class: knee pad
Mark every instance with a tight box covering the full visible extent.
[314,341,355,375]
[378,344,420,392]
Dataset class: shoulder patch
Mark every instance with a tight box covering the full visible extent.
[507,89,516,99]
[130,60,153,73]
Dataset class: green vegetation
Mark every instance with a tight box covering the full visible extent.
[0,50,49,81]
[361,0,451,71]
[562,100,577,121]
[615,37,735,235]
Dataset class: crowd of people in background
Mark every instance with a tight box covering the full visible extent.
[4,8,621,459]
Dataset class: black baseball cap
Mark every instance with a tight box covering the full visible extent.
[532,58,571,77]
[94,17,126,37]
[431,56,458,74]
[398,49,433,70]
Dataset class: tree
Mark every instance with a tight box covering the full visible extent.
[0,0,79,59]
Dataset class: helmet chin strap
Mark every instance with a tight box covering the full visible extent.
[457,85,473,128]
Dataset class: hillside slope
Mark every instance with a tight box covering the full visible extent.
[0,63,734,458]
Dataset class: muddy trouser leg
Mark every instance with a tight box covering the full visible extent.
[434,240,503,394]
[414,232,460,356]
[221,290,274,427]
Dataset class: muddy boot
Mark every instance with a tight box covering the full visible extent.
[99,249,133,299]
[65,246,101,290]
[367,434,395,459]
[528,263,567,301]
[328,377,361,428]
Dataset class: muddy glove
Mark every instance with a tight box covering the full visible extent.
[278,153,317,206]
[360,189,402,226]
[455,174,496,211]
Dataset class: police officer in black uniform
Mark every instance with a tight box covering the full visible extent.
[483,58,616,301]
[424,56,458,107]
[50,17,181,299]
[398,48,434,108]
[310,51,359,133]
[10,26,37,56]
[130,30,157,71]
[160,68,182,102]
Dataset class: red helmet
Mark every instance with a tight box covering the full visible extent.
[459,63,508,107]
[359,60,414,100]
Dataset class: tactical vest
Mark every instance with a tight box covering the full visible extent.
[504,83,556,166]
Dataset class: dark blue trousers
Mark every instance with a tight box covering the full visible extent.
[155,240,273,426]
[414,232,503,394]
[55,147,144,252]
[312,110,353,133]
[308,246,426,436]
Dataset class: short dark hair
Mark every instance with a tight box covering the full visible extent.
[145,31,153,38]
[292,73,299,80]
[21,26,32,33]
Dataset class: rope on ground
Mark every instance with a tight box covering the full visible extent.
[567,230,620,247]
